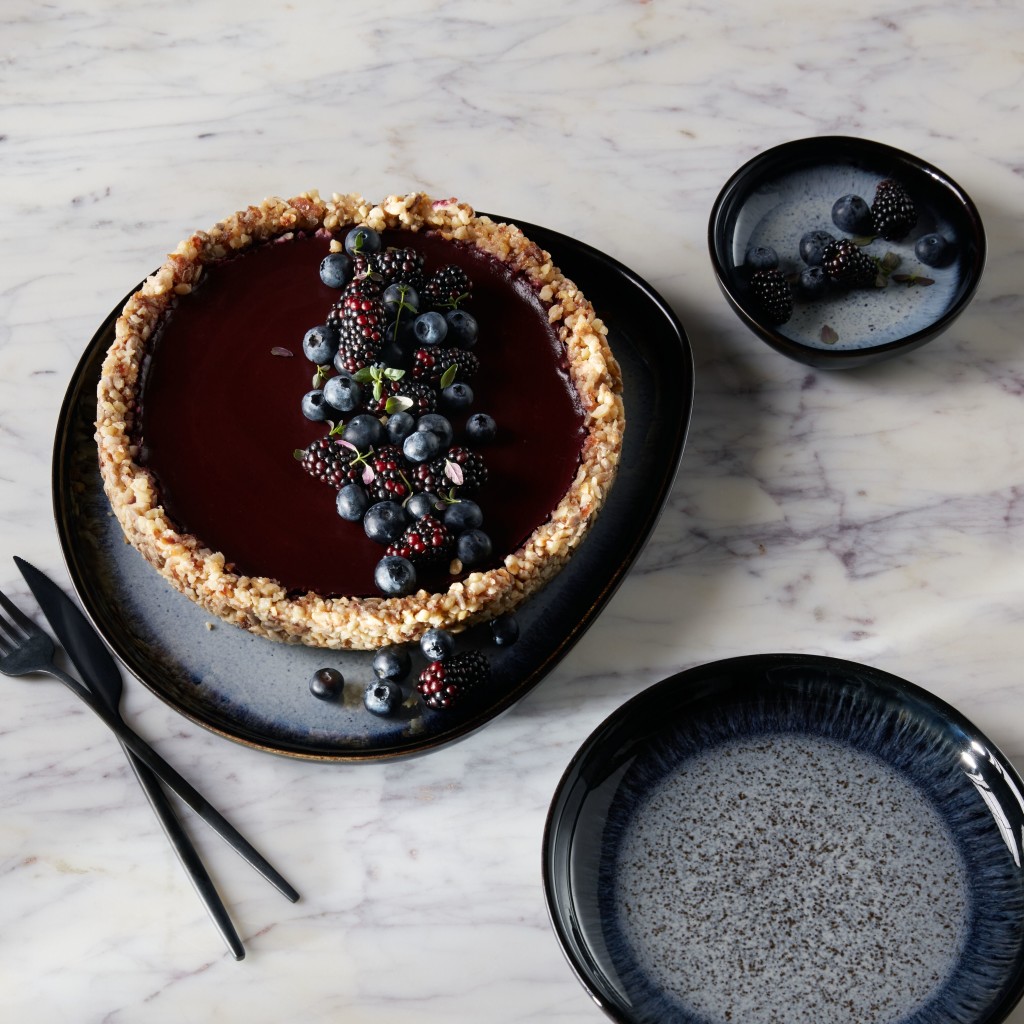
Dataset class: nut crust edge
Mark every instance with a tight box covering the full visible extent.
[95,192,625,650]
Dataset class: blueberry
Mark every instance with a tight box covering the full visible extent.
[309,667,344,701]
[798,230,835,267]
[344,226,381,257]
[798,266,829,298]
[406,492,444,519]
[373,645,412,681]
[412,311,448,346]
[915,233,954,268]
[320,252,352,289]
[384,316,417,351]
[831,195,872,235]
[490,613,520,647]
[363,679,403,716]
[301,389,330,422]
[374,555,417,596]
[444,500,483,532]
[336,483,370,522]
[465,412,496,443]
[383,282,420,317]
[403,429,441,463]
[445,309,478,348]
[743,245,778,272]
[457,528,492,567]
[416,413,453,449]
[441,382,474,412]
[364,501,410,545]
[420,628,455,662]
[386,411,417,445]
[323,374,362,413]
[302,324,340,365]
[343,414,385,449]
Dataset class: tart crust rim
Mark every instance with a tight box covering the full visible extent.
[95,191,625,650]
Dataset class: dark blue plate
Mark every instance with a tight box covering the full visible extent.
[544,654,1024,1024]
[51,218,692,761]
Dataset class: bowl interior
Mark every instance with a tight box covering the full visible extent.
[544,654,1024,1024]
[709,136,986,366]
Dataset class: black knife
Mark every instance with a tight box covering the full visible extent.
[14,557,298,922]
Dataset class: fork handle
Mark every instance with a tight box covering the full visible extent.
[48,666,299,904]
[120,740,246,959]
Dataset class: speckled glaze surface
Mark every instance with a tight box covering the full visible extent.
[709,137,986,368]
[544,655,1024,1024]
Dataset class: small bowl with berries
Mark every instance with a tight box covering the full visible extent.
[708,136,986,369]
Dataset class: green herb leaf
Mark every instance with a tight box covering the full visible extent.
[439,364,458,389]
[385,396,414,414]
[353,367,375,383]
[383,367,406,381]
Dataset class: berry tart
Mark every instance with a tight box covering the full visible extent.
[95,192,625,650]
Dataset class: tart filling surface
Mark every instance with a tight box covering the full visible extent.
[96,192,625,649]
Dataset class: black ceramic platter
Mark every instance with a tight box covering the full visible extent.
[544,654,1024,1024]
[52,218,692,761]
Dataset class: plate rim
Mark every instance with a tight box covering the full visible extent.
[51,216,694,761]
[542,652,1024,1024]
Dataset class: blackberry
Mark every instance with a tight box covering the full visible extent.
[365,445,414,503]
[369,247,426,289]
[385,514,453,566]
[749,268,793,325]
[430,446,487,495]
[410,347,480,388]
[362,375,438,417]
[408,460,441,494]
[298,435,368,489]
[422,265,472,310]
[871,179,917,241]
[821,238,877,287]
[417,650,490,710]
[329,290,386,374]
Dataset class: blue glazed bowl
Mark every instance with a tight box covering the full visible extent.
[544,654,1024,1024]
[708,137,986,369]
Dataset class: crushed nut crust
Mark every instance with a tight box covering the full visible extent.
[95,192,625,649]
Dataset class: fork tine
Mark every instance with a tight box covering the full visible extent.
[0,588,36,640]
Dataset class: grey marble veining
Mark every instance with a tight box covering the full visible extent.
[2,0,1024,1021]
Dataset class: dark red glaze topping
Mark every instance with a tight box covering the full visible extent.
[137,229,586,597]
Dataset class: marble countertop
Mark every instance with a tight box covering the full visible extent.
[3,1,1024,1021]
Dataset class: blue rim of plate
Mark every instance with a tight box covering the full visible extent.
[50,216,693,761]
[543,653,1024,1024]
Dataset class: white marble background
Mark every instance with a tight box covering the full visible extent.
[2,0,1024,1021]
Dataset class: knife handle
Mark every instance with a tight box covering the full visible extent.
[48,665,299,904]
[119,741,246,959]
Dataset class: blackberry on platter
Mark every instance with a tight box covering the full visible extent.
[417,650,490,710]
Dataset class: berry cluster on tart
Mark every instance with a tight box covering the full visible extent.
[95,192,625,650]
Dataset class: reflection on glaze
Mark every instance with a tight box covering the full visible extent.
[963,740,1024,868]
[612,733,968,1024]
